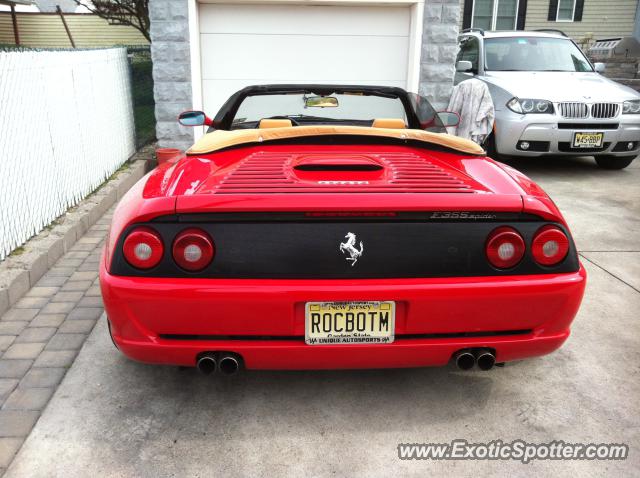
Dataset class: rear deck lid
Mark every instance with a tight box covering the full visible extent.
[174,148,525,213]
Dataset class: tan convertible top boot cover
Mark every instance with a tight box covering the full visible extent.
[187,125,485,156]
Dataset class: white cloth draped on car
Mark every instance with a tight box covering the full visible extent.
[446,79,495,145]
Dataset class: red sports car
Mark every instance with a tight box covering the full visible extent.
[100,85,586,375]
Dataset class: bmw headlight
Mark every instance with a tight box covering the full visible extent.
[622,100,640,114]
[507,98,554,114]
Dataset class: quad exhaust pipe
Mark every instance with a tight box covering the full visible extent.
[200,349,492,374]
[196,352,242,376]
[454,349,496,371]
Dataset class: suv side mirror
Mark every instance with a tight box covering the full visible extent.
[594,62,606,73]
[456,60,473,73]
[178,110,213,127]
[437,111,460,127]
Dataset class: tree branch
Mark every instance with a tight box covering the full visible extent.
[73,0,150,42]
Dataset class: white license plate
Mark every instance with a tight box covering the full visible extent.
[573,132,604,148]
[305,301,395,345]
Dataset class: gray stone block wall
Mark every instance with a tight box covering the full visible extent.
[149,0,195,151]
[419,0,461,110]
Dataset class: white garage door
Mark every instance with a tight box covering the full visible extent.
[198,3,411,115]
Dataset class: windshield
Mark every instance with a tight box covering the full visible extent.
[222,85,446,133]
[484,37,593,72]
[232,93,407,128]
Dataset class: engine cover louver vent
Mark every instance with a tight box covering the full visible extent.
[213,151,477,194]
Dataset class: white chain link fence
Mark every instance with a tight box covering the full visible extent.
[0,47,136,260]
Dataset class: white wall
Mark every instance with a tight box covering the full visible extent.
[0,48,136,260]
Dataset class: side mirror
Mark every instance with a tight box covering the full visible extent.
[456,60,473,73]
[437,111,460,127]
[178,110,213,127]
[594,62,606,73]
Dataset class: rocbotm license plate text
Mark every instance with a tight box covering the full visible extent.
[305,301,395,345]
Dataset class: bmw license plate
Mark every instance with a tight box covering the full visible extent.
[305,301,395,345]
[573,132,603,148]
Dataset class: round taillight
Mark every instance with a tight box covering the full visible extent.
[172,228,215,271]
[123,227,164,269]
[486,227,525,269]
[532,225,569,266]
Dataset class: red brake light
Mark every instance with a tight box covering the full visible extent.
[532,225,569,266]
[486,227,525,269]
[172,228,215,271]
[123,227,164,269]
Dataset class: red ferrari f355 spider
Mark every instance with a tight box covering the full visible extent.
[100,85,586,374]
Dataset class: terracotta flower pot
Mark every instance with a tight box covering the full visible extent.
[156,148,182,166]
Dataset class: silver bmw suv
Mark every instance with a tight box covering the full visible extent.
[454,29,640,169]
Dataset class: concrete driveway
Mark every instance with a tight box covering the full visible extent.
[5,156,640,477]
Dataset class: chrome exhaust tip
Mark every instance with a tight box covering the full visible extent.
[476,350,496,371]
[454,350,476,370]
[196,355,217,375]
[218,354,240,375]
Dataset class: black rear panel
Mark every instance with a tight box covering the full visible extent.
[110,215,580,278]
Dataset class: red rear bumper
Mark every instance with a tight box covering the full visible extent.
[100,262,586,369]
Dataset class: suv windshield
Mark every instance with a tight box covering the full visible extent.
[484,37,593,72]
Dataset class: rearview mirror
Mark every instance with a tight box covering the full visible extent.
[178,110,213,127]
[437,111,460,127]
[594,62,606,73]
[305,96,339,108]
[456,60,473,73]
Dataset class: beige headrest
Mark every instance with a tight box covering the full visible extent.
[259,119,293,129]
[372,118,406,129]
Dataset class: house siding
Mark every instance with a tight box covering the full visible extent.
[0,13,148,48]
[525,0,637,40]
[458,0,638,41]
